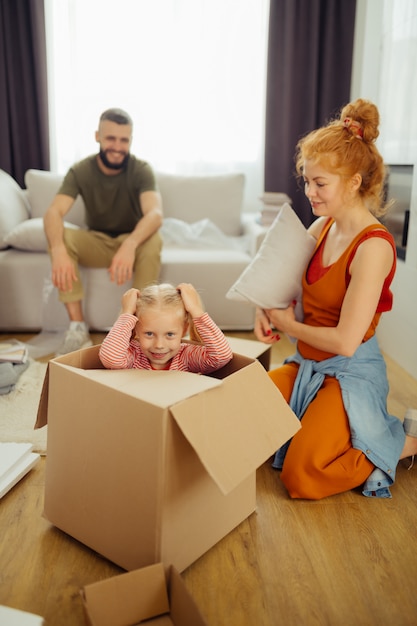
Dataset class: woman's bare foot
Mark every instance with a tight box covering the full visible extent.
[399,408,417,462]
[400,434,417,460]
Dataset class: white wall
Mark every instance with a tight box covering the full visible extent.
[351,0,417,379]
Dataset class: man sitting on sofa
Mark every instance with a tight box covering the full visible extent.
[43,107,163,356]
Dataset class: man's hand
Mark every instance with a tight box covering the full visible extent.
[51,247,78,292]
[108,239,136,285]
[44,193,77,291]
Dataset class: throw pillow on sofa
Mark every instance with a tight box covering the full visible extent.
[24,169,86,227]
[4,217,79,252]
[23,169,245,237]
[0,170,30,250]
[156,172,245,237]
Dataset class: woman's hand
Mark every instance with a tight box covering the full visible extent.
[254,308,280,344]
[264,302,296,336]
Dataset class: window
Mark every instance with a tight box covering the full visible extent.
[44,0,270,211]
[377,0,417,262]
[379,0,417,161]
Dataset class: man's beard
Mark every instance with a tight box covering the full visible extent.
[99,149,129,170]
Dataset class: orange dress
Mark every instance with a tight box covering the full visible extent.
[268,220,396,499]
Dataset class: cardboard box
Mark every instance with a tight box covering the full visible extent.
[36,345,300,572]
[226,336,271,370]
[82,563,207,626]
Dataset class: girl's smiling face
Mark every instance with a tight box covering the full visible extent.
[135,307,187,370]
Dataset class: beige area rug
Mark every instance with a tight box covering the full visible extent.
[0,360,48,455]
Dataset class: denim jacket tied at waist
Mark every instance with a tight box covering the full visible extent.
[272,335,405,498]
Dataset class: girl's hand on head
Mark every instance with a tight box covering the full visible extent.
[254,308,280,344]
[121,288,140,316]
[176,283,205,319]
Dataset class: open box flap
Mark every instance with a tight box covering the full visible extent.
[168,567,209,626]
[35,344,106,429]
[83,369,222,407]
[35,364,49,429]
[82,563,170,626]
[35,358,222,428]
[170,359,301,494]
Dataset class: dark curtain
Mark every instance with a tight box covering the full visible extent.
[265,0,356,226]
[0,0,49,186]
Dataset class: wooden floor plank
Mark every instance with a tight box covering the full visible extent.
[0,330,416,625]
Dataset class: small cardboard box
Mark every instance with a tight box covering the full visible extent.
[36,345,300,572]
[82,563,207,626]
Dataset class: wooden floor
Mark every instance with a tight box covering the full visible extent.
[1,331,417,626]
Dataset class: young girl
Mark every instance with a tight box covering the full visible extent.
[254,98,417,499]
[99,282,233,373]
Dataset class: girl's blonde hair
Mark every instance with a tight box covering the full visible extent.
[295,98,388,216]
[136,283,202,343]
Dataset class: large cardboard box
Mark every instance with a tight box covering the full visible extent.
[36,345,300,572]
[82,563,207,626]
[226,335,271,370]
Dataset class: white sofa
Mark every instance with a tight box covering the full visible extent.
[0,168,265,332]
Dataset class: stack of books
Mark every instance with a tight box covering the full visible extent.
[0,340,28,364]
[258,191,292,226]
[0,442,40,499]
[0,605,44,625]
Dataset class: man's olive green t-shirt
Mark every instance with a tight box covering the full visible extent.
[58,155,157,236]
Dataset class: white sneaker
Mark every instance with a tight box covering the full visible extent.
[404,408,417,438]
[403,409,417,470]
[55,322,93,356]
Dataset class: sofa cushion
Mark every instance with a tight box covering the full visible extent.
[4,217,79,252]
[25,169,86,227]
[156,172,244,237]
[23,169,245,236]
[0,170,30,250]
[226,203,316,309]
[160,217,249,251]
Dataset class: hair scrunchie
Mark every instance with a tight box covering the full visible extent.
[343,117,363,139]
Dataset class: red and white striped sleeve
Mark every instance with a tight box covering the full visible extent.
[99,314,140,369]
[177,313,233,373]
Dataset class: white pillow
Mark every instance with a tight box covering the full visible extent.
[160,217,249,251]
[0,170,30,250]
[155,172,245,237]
[24,169,86,227]
[4,217,79,251]
[226,203,316,309]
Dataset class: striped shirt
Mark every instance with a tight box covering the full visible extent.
[99,312,233,374]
